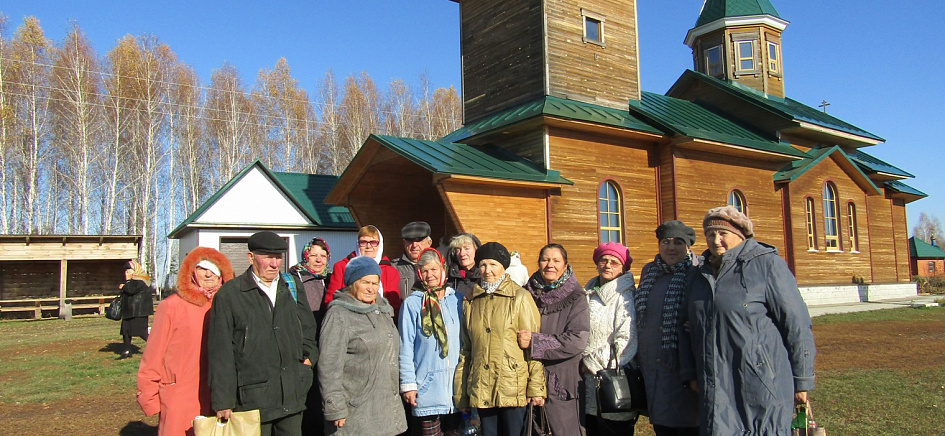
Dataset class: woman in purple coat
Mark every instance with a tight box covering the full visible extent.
[519,243,590,435]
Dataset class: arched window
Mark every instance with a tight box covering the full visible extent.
[823,182,840,250]
[805,197,817,250]
[728,189,747,215]
[847,202,859,252]
[598,181,622,243]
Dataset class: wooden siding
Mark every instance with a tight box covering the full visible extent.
[545,0,641,107]
[440,181,549,267]
[343,150,450,261]
[0,241,138,261]
[658,144,676,222]
[672,148,786,257]
[866,195,898,282]
[546,126,658,282]
[692,31,725,77]
[460,0,545,122]
[763,31,785,98]
[727,27,766,92]
[891,200,911,281]
[787,157,872,285]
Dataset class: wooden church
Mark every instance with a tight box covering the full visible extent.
[326,0,924,303]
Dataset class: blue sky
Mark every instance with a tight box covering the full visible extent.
[4,0,943,230]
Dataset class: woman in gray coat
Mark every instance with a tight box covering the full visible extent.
[319,256,407,436]
[685,207,816,436]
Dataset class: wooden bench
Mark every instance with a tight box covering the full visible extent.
[67,295,116,316]
[0,298,60,319]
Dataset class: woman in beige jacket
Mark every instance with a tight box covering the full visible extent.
[453,242,545,436]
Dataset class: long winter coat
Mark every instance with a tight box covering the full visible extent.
[453,278,545,410]
[137,247,235,436]
[525,272,590,436]
[684,238,816,436]
[319,292,406,436]
[208,268,319,423]
[121,279,154,319]
[582,272,637,421]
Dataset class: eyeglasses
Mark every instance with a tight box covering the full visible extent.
[597,259,622,268]
[358,240,380,247]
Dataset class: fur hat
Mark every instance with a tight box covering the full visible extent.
[656,220,697,247]
[592,242,632,272]
[475,242,511,269]
[344,256,382,286]
[177,247,235,306]
[703,206,754,239]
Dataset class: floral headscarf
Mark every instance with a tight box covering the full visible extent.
[126,260,151,287]
[292,237,331,277]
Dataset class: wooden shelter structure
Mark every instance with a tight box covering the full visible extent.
[0,235,140,319]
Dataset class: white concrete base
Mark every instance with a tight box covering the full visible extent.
[799,282,918,306]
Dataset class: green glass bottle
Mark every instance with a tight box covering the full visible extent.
[792,405,807,429]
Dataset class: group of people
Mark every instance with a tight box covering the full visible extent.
[132,205,816,436]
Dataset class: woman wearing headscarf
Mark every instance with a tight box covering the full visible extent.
[685,206,816,435]
[137,247,234,436]
[454,242,545,436]
[399,248,465,436]
[325,225,402,315]
[119,260,154,358]
[319,256,407,436]
[445,233,481,299]
[582,242,638,435]
[519,243,590,436]
[292,237,332,326]
[635,221,700,436]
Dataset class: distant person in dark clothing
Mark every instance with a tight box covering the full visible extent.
[119,260,153,359]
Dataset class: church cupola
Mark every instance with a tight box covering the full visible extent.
[684,0,789,97]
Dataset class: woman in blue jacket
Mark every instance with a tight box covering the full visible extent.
[399,248,465,435]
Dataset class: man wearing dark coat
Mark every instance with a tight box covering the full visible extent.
[394,221,432,300]
[208,231,319,436]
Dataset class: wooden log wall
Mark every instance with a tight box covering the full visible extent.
[867,195,898,282]
[459,0,544,123]
[891,200,911,282]
[787,158,872,285]
[545,0,641,106]
[546,126,659,282]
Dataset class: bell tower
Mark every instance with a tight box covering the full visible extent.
[684,0,789,97]
[453,0,642,123]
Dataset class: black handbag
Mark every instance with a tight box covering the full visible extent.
[595,344,647,414]
[526,403,552,436]
[105,296,122,320]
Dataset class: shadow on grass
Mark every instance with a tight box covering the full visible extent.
[120,421,157,436]
[99,342,141,358]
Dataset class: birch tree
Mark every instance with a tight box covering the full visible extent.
[206,63,254,187]
[338,71,379,166]
[0,14,15,233]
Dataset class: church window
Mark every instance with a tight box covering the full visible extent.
[582,9,605,46]
[728,189,747,215]
[705,45,723,77]
[823,182,840,250]
[768,41,781,74]
[598,180,622,243]
[737,40,755,72]
[847,202,859,252]
[805,197,817,251]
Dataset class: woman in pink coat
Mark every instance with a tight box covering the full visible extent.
[137,247,234,436]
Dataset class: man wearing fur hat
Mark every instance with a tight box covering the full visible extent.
[208,231,319,436]
[684,207,816,436]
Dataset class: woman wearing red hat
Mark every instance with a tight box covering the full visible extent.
[582,241,639,435]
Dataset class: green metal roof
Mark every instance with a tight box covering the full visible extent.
[695,0,782,27]
[369,134,572,185]
[910,237,945,259]
[441,96,662,143]
[673,71,884,142]
[848,150,914,178]
[885,180,927,197]
[773,146,880,192]
[628,92,808,158]
[168,160,355,239]
[271,171,357,229]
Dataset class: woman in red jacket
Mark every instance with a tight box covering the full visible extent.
[137,247,234,436]
[325,225,402,315]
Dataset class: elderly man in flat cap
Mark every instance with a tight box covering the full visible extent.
[395,221,433,301]
[208,231,319,436]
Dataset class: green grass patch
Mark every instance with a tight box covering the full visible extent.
[813,306,945,324]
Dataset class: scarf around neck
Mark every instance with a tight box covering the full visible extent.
[416,248,449,358]
[292,237,331,277]
[192,273,222,301]
[635,254,692,351]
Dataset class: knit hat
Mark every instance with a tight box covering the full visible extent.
[475,242,511,269]
[344,256,382,286]
[592,242,632,272]
[703,206,753,239]
[655,220,697,247]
